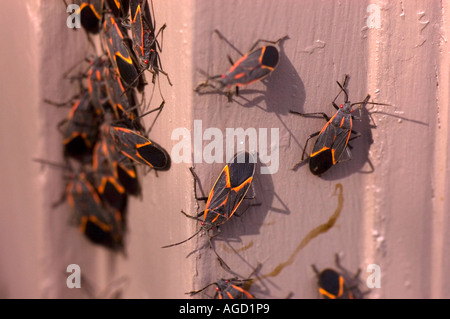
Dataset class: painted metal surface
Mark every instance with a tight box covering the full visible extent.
[0,0,448,298]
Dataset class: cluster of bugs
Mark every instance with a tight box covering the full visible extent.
[46,2,390,299]
[162,151,257,298]
[42,0,171,253]
[167,30,389,299]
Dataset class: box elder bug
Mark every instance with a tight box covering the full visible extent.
[162,151,257,268]
[312,254,367,299]
[103,66,144,130]
[187,278,255,299]
[102,14,147,91]
[128,0,171,86]
[86,56,110,112]
[187,262,260,299]
[92,125,130,212]
[93,123,141,197]
[195,30,288,102]
[105,0,129,18]
[290,74,390,176]
[66,170,126,251]
[56,90,102,162]
[109,125,171,170]
[34,159,126,252]
[73,0,105,34]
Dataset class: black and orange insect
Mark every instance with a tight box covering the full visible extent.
[188,278,255,299]
[105,0,129,18]
[66,170,125,251]
[109,125,171,170]
[60,90,102,162]
[290,75,389,176]
[162,151,257,266]
[75,0,105,34]
[92,125,129,212]
[195,30,288,101]
[94,123,141,197]
[102,14,146,91]
[128,0,171,86]
[103,66,143,130]
[86,56,110,112]
[34,158,126,251]
[312,254,366,299]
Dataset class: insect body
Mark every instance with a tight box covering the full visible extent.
[290,75,388,176]
[102,14,146,91]
[128,0,170,86]
[162,151,256,251]
[195,30,288,101]
[76,0,105,34]
[66,170,125,251]
[109,125,171,170]
[62,90,101,162]
[312,254,366,299]
[188,278,255,299]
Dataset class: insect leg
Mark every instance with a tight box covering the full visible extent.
[289,110,331,122]
[291,131,320,170]
[213,29,244,56]
[189,167,208,202]
[233,202,262,218]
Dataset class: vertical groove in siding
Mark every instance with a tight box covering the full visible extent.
[431,0,450,299]
[363,0,383,299]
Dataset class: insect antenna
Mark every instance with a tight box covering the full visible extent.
[161,227,203,248]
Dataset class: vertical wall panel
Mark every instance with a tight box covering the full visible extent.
[0,0,448,299]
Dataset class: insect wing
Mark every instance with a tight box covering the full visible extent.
[130,0,145,59]
[205,152,255,222]
[103,15,140,87]
[136,139,171,170]
[309,113,352,175]
[317,269,343,299]
[92,132,128,212]
[67,173,123,249]
[216,279,254,299]
[105,0,129,17]
[78,0,104,34]
[223,46,279,87]
[116,155,141,196]
[63,91,100,160]
[87,57,108,111]
[110,126,170,169]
